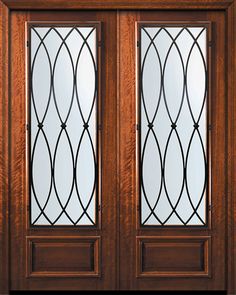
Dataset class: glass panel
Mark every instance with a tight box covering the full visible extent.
[30,25,98,226]
[140,25,207,226]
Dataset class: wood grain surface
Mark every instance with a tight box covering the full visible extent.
[0,2,9,295]
[0,0,235,293]
[1,0,233,10]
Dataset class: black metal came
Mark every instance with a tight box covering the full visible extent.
[29,25,98,226]
[140,26,208,226]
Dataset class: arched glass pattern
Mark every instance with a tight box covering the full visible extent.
[140,25,208,226]
[29,25,99,226]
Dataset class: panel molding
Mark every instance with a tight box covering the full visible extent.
[26,236,101,278]
[136,236,211,277]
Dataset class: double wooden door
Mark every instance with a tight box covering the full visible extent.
[9,8,226,292]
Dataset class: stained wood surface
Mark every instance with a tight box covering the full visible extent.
[10,10,118,291]
[0,1,235,293]
[1,0,233,10]
[0,2,9,295]
[119,9,227,291]
[227,1,236,294]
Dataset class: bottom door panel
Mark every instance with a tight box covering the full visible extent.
[137,236,211,277]
[26,237,100,278]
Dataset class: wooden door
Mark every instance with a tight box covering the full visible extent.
[10,10,118,291]
[119,10,226,291]
[0,1,235,294]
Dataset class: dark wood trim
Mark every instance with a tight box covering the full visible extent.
[0,1,10,295]
[116,10,120,290]
[226,1,236,294]
[1,0,233,10]
[119,10,140,290]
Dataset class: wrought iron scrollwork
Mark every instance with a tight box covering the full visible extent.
[140,26,208,226]
[30,26,98,226]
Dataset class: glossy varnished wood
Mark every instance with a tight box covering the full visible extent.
[136,236,211,277]
[119,9,227,291]
[26,236,101,277]
[119,11,139,290]
[1,0,233,10]
[10,10,118,291]
[0,0,236,294]
[0,2,9,295]
[227,1,236,294]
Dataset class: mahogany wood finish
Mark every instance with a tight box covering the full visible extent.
[1,0,234,10]
[9,9,118,292]
[136,236,211,277]
[119,9,226,291]
[0,0,235,294]
[226,2,236,294]
[26,236,100,277]
[0,2,9,295]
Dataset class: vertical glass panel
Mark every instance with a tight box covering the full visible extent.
[30,25,98,226]
[140,25,208,226]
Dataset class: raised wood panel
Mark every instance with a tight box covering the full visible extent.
[26,236,101,277]
[137,237,211,277]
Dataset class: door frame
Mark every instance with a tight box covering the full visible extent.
[0,0,235,294]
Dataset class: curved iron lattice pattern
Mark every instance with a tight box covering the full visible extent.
[140,26,208,226]
[30,25,98,226]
